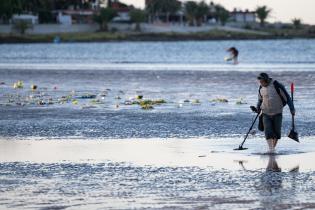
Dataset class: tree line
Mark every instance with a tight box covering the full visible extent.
[0,0,93,24]
[1,0,303,32]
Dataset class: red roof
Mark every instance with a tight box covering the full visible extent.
[111,2,130,12]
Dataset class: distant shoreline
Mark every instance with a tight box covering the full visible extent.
[1,30,315,44]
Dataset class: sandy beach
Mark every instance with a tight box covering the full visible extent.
[1,137,315,209]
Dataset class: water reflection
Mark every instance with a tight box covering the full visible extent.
[266,155,282,172]
[238,155,300,209]
[260,155,283,194]
[237,155,300,192]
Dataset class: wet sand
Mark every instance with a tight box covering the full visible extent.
[1,138,315,209]
[0,137,314,171]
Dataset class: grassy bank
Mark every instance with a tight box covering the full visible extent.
[263,28,315,38]
[1,29,315,43]
[0,32,127,43]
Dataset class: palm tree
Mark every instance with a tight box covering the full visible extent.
[185,1,198,26]
[130,9,147,31]
[93,8,117,31]
[0,0,23,24]
[14,20,33,35]
[146,0,181,23]
[215,5,229,26]
[146,0,158,23]
[292,18,302,29]
[195,1,209,26]
[256,6,271,27]
[157,0,181,23]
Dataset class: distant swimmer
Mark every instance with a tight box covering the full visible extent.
[225,47,239,64]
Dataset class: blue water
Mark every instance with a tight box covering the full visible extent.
[1,39,315,69]
[0,39,315,139]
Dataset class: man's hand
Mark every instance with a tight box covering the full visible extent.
[250,106,258,113]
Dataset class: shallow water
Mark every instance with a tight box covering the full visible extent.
[1,40,315,209]
[1,138,315,210]
[1,161,315,210]
[0,70,314,138]
[1,40,315,139]
[1,39,315,66]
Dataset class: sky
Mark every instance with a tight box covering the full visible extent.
[119,0,315,24]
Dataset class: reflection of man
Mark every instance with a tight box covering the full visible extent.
[265,155,281,172]
[237,156,282,190]
[236,155,281,172]
[259,155,283,210]
[236,156,299,208]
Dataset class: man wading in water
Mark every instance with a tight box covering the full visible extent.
[256,73,295,153]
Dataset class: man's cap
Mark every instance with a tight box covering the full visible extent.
[257,72,271,81]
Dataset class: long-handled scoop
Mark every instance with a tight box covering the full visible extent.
[288,83,299,142]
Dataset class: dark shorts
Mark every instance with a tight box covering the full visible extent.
[263,113,283,140]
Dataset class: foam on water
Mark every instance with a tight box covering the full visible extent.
[1,62,315,71]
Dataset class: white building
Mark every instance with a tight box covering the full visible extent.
[112,11,131,22]
[92,0,109,9]
[57,12,72,25]
[12,14,38,24]
[231,9,256,23]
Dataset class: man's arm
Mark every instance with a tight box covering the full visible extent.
[278,83,295,115]
[257,87,262,112]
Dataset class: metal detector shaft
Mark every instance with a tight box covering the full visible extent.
[238,113,260,148]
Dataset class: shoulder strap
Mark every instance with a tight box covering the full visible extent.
[259,85,262,97]
[273,80,286,106]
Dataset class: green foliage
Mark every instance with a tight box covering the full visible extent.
[0,0,23,23]
[185,1,210,26]
[211,98,229,103]
[215,5,230,26]
[13,20,32,34]
[130,9,146,23]
[93,8,117,31]
[38,10,54,23]
[256,6,271,27]
[129,9,147,31]
[166,0,182,15]
[0,0,57,23]
[146,0,158,15]
[36,1,55,23]
[146,0,181,22]
[195,2,209,19]
[292,18,302,29]
[244,24,252,30]
[139,99,166,110]
[185,1,198,26]
[147,0,181,15]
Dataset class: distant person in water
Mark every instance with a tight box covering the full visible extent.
[225,47,239,64]
[256,73,295,153]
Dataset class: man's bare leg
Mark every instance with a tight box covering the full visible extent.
[273,138,278,148]
[266,139,275,153]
